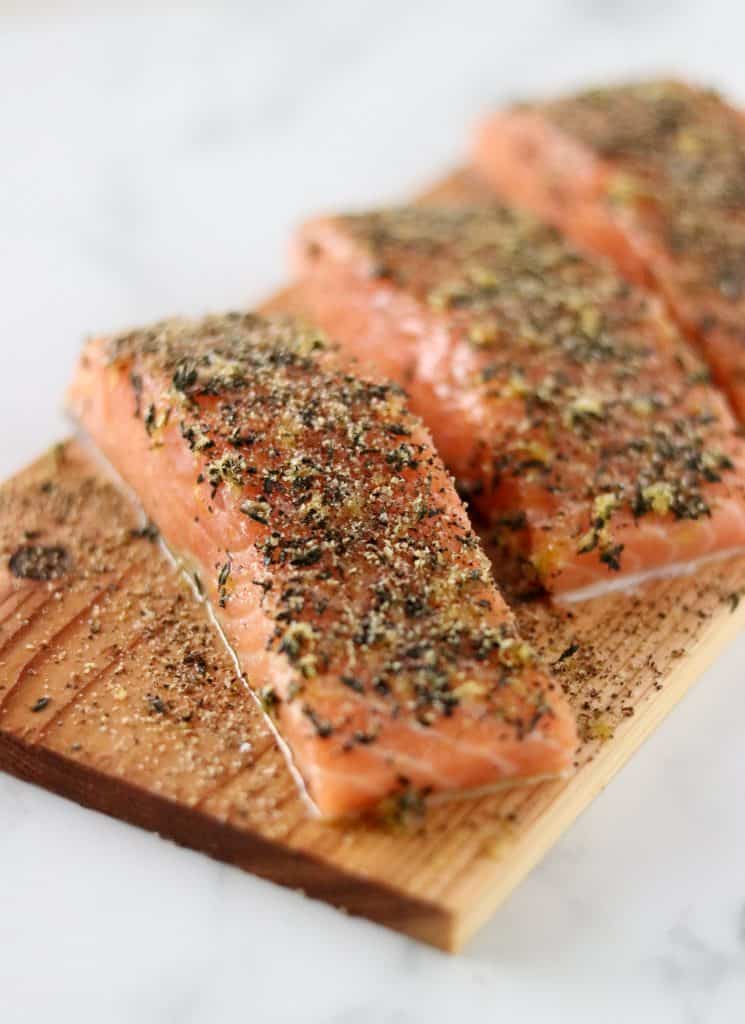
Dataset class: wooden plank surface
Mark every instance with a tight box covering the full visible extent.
[1,170,745,951]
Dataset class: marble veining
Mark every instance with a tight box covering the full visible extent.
[1,2,744,1021]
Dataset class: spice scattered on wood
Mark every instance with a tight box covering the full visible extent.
[554,642,580,666]
[146,694,167,714]
[9,544,70,581]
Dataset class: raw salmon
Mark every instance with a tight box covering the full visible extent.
[293,206,745,596]
[67,312,575,817]
[472,80,745,420]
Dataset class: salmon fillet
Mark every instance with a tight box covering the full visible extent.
[471,79,745,420]
[293,206,745,596]
[67,312,575,817]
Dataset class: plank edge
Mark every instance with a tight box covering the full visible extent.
[448,589,745,948]
[0,727,456,950]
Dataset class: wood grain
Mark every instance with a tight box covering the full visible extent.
[1,170,744,951]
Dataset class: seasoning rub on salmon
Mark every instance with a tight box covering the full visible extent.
[294,206,745,596]
[67,313,575,817]
[472,80,745,420]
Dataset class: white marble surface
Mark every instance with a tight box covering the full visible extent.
[1,2,745,1021]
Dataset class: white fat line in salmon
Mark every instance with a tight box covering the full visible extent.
[425,769,573,808]
[558,546,745,604]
